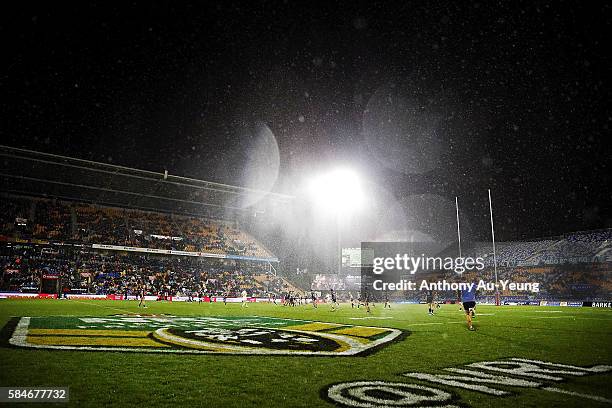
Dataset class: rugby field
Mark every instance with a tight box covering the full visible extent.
[0,299,610,407]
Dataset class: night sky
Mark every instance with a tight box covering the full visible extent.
[1,1,611,241]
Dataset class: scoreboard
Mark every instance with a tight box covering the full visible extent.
[341,247,373,268]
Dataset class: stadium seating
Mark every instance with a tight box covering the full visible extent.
[0,194,283,297]
[0,244,290,297]
[463,232,612,267]
[0,194,273,258]
[311,231,612,302]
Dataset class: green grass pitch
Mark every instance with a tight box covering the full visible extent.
[0,299,610,407]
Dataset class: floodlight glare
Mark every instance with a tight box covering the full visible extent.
[309,167,364,213]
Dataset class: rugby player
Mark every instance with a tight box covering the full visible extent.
[311,290,317,308]
[460,285,477,331]
[383,293,391,309]
[240,289,248,308]
[138,284,147,308]
[364,292,372,313]
[330,288,339,311]
[426,290,435,315]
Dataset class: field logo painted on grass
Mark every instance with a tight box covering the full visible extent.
[0,315,402,356]
[324,358,612,407]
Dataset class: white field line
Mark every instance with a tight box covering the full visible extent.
[405,322,464,326]
[543,387,612,404]
[532,310,564,313]
[527,316,612,320]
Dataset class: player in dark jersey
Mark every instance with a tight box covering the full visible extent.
[311,290,317,308]
[368,292,375,310]
[426,290,435,315]
[364,291,372,313]
[383,292,391,309]
[461,286,477,331]
[330,288,339,311]
[138,284,147,308]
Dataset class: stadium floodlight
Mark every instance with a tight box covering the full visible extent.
[308,167,365,274]
[308,167,364,214]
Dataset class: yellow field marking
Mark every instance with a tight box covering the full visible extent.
[286,322,344,332]
[340,336,370,345]
[330,339,353,352]
[151,330,227,352]
[330,326,389,338]
[28,329,151,337]
[27,336,168,348]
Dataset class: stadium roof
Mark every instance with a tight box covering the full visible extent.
[0,145,294,218]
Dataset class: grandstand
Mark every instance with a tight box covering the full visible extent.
[1,194,276,258]
[311,230,612,302]
[466,230,612,267]
[0,244,300,297]
[0,146,301,299]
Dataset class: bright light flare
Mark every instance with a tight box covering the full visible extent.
[308,167,365,214]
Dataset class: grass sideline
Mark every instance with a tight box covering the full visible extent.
[0,299,611,407]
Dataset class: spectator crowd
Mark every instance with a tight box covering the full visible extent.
[0,244,291,298]
[0,194,273,258]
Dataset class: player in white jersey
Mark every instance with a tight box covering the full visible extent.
[241,289,248,308]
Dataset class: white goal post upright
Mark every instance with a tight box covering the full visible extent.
[488,189,500,306]
[455,196,462,258]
